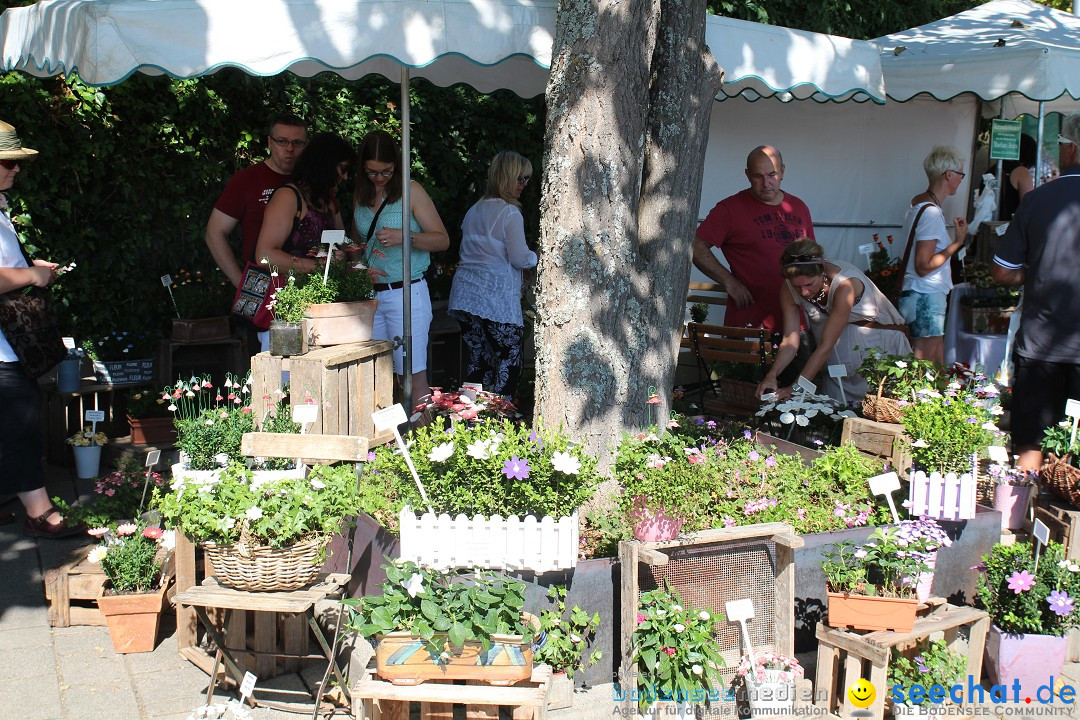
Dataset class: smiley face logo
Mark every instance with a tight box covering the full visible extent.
[847,678,876,709]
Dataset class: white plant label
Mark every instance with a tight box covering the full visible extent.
[725,598,755,622]
[85,409,105,423]
[372,404,408,433]
[160,274,172,287]
[239,671,257,700]
[987,446,1009,463]
[858,243,875,255]
[145,450,161,467]
[828,364,847,378]
[320,230,347,283]
[795,376,817,395]
[62,336,76,350]
[868,472,902,523]
[292,403,319,425]
[1033,519,1050,546]
[995,223,1009,236]
[1066,399,1080,418]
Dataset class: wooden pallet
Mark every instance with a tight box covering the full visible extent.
[840,416,911,479]
[353,663,552,719]
[45,544,176,628]
[814,603,989,720]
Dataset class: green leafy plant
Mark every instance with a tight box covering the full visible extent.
[359,416,599,530]
[87,521,166,594]
[126,388,171,419]
[689,302,709,323]
[343,560,532,660]
[821,522,945,598]
[168,373,254,470]
[887,638,966,698]
[169,267,231,319]
[856,350,940,400]
[1041,421,1080,461]
[630,584,725,711]
[53,457,167,528]
[976,541,1080,637]
[154,462,363,548]
[325,257,375,302]
[535,585,602,679]
[267,273,336,323]
[901,385,998,475]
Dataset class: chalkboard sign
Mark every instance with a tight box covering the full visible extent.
[93,358,155,385]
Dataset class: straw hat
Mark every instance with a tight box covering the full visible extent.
[0,120,39,161]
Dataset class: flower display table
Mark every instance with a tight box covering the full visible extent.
[814,603,989,720]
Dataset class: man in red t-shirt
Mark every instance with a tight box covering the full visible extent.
[692,145,815,330]
[204,113,308,288]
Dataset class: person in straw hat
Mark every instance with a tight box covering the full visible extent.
[0,119,82,537]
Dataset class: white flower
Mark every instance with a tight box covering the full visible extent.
[779,412,795,424]
[245,506,263,520]
[168,403,177,412]
[428,441,455,463]
[87,546,108,564]
[466,440,491,460]
[655,609,667,618]
[795,414,810,427]
[982,422,998,431]
[673,623,686,633]
[911,439,929,448]
[570,634,582,644]
[895,360,908,369]
[310,478,326,490]
[692,664,703,676]
[551,451,582,475]
[404,573,426,598]
[699,610,711,621]
[223,517,236,530]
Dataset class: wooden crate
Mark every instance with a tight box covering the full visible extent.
[156,335,247,387]
[814,603,989,720]
[249,341,395,440]
[353,662,552,719]
[43,382,134,466]
[840,416,911,479]
[45,544,175,628]
[170,316,231,343]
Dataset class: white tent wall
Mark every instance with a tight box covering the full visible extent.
[689,93,977,312]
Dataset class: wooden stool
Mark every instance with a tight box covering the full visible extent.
[814,603,990,720]
[174,573,350,714]
[352,663,552,719]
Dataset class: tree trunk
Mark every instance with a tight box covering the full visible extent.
[536,0,723,459]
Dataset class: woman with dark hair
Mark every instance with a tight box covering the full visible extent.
[448,151,537,397]
[0,120,81,536]
[353,130,449,403]
[756,239,910,403]
[999,134,1037,220]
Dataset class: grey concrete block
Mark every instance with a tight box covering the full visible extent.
[60,681,140,720]
[0,624,54,650]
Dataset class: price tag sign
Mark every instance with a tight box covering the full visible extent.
[85,409,106,423]
[160,274,172,287]
[868,472,902,523]
[795,376,817,395]
[239,671,257,700]
[995,223,1009,236]
[1033,519,1050,546]
[987,446,1009,463]
[858,243,875,255]
[321,229,346,246]
[292,403,319,425]
[828,365,847,378]
[725,598,755,622]
[372,404,408,433]
[62,336,76,350]
[145,450,161,468]
[1066,399,1080,446]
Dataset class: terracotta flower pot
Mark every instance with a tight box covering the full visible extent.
[303,299,377,346]
[825,590,918,632]
[97,583,167,653]
[127,415,177,446]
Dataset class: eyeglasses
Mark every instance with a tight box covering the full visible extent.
[0,159,20,170]
[336,162,352,175]
[270,136,308,149]
[517,175,531,185]
[1060,135,1077,147]
[365,168,395,179]
[949,169,966,179]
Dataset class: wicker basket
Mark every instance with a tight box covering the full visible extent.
[717,378,762,411]
[202,534,329,592]
[861,393,905,424]
[1041,454,1080,509]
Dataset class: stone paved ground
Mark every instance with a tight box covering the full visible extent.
[4,463,1080,719]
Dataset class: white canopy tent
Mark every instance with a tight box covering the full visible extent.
[1,0,887,397]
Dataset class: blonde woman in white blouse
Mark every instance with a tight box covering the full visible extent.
[448,152,538,398]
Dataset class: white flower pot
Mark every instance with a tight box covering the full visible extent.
[73,444,102,479]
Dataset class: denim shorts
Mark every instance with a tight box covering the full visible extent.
[898,290,947,339]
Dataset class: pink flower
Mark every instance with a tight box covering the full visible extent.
[663,647,676,656]
[104,488,116,497]
[636,612,647,625]
[1007,570,1036,594]
[115,522,137,536]
[87,526,108,538]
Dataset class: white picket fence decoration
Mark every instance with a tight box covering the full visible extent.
[397,506,578,573]
[907,470,977,521]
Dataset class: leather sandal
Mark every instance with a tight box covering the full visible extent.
[23,508,84,538]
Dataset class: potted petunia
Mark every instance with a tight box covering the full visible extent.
[343,560,541,686]
[88,521,170,653]
[887,638,967,716]
[629,585,725,718]
[736,652,803,718]
[821,525,938,632]
[359,416,600,573]
[976,541,1080,697]
[67,426,109,479]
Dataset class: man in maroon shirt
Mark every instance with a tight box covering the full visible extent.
[692,145,815,331]
[204,113,307,288]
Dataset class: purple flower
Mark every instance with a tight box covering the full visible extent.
[694,417,705,426]
[528,431,544,449]
[834,502,849,518]
[1007,570,1036,594]
[915,655,929,673]
[765,455,776,467]
[743,429,752,440]
[1048,590,1076,616]
[502,456,531,480]
[367,452,377,462]
[748,450,760,462]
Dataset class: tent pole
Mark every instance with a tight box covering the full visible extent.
[1035,101,1045,190]
[400,67,413,417]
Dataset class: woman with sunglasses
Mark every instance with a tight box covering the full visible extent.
[353,130,449,404]
[448,151,537,398]
[254,133,353,347]
[897,145,969,366]
[0,120,81,537]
